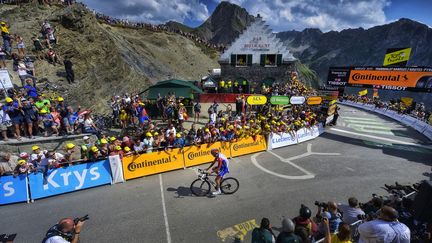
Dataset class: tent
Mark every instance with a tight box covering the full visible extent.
[147,79,203,99]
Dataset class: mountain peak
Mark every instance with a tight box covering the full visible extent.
[194,1,255,44]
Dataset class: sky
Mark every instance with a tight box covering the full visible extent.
[80,0,432,32]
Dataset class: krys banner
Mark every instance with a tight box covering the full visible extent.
[0,174,28,205]
[122,149,185,180]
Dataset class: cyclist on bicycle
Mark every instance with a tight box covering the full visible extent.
[206,148,229,195]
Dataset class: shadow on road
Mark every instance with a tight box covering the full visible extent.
[166,186,215,198]
[320,132,432,168]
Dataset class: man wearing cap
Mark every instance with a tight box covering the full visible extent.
[64,143,77,164]
[277,218,301,243]
[30,146,50,175]
[89,146,101,161]
[3,97,24,140]
[0,102,11,141]
[98,138,109,157]
[56,97,72,134]
[80,136,92,160]
[143,132,154,153]
[21,97,38,139]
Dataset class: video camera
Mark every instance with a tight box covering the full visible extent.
[73,214,89,225]
[314,201,328,209]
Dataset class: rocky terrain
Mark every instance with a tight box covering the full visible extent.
[1,3,218,112]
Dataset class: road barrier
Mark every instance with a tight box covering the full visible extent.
[340,100,432,141]
[1,125,327,204]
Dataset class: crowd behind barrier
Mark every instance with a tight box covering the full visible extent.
[0,122,326,205]
[339,99,432,141]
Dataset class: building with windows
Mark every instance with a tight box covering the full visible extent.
[218,15,297,93]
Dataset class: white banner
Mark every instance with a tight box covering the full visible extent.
[109,155,125,184]
[0,69,13,89]
[269,132,297,150]
[297,126,320,143]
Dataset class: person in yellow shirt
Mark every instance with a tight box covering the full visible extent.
[119,109,128,129]
[322,218,352,243]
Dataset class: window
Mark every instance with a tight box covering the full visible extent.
[260,54,283,67]
[236,54,247,67]
[231,54,253,67]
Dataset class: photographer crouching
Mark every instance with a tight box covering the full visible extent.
[42,215,89,243]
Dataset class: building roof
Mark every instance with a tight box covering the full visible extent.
[147,79,203,99]
[219,16,296,63]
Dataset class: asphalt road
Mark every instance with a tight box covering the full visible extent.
[2,105,431,243]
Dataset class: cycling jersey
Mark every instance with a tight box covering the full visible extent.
[216,153,229,178]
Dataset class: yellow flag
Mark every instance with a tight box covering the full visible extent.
[373,88,379,98]
[400,97,413,106]
[358,89,368,96]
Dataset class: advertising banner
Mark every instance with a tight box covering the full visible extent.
[0,174,28,205]
[247,95,267,105]
[307,96,322,105]
[122,149,185,180]
[109,155,125,184]
[327,67,432,92]
[231,135,267,157]
[28,160,112,200]
[383,48,411,67]
[270,96,290,105]
[269,132,297,150]
[297,126,320,143]
[183,142,231,167]
[290,96,305,105]
[0,69,13,90]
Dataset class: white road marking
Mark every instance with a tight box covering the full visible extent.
[330,128,432,149]
[251,144,340,180]
[344,120,384,125]
[345,167,355,172]
[342,116,378,121]
[159,174,172,243]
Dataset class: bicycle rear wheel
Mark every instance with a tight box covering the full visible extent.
[190,179,211,196]
[220,177,239,194]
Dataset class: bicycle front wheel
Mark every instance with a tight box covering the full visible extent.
[190,179,211,196]
[220,177,239,194]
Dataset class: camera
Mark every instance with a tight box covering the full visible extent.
[73,214,89,225]
[315,201,327,208]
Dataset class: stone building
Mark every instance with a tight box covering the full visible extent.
[218,15,297,93]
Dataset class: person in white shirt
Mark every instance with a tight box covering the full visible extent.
[358,206,410,243]
[165,123,176,137]
[338,197,365,224]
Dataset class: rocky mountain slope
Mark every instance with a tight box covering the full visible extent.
[276,18,432,80]
[166,1,255,45]
[1,3,218,112]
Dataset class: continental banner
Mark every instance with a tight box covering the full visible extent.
[122,149,185,180]
[183,142,231,167]
[327,66,432,92]
[230,135,267,157]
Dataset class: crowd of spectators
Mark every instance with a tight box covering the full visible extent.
[93,12,225,52]
[250,181,430,243]
[0,14,80,141]
[343,95,432,125]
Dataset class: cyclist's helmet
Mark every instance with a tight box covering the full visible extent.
[299,204,312,218]
[210,148,219,156]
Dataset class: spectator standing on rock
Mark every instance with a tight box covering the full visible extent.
[0,103,11,141]
[0,45,6,68]
[63,57,74,84]
[3,97,23,140]
[15,35,26,57]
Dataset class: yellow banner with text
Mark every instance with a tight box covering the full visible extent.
[183,142,231,167]
[230,135,267,157]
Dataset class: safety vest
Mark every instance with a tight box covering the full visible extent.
[242,80,247,85]
[227,80,232,88]
[234,81,239,87]
[220,80,225,88]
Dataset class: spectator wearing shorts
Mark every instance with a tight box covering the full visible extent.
[3,97,23,140]
[0,103,11,141]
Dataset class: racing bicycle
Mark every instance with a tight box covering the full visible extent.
[190,169,239,196]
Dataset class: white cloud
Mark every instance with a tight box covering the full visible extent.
[81,0,209,24]
[222,0,391,32]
